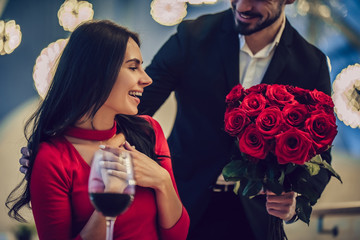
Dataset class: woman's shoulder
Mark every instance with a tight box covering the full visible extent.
[36,137,72,163]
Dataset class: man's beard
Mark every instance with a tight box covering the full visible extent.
[232,6,283,35]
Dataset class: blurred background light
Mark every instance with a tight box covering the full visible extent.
[151,0,187,26]
[58,0,94,32]
[0,19,21,55]
[333,64,360,129]
[33,38,68,99]
[177,0,218,4]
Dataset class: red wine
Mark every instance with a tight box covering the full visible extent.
[90,193,133,217]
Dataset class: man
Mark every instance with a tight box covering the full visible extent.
[20,0,332,239]
[138,0,332,239]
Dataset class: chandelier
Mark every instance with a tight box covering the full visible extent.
[0,20,22,55]
[58,0,94,32]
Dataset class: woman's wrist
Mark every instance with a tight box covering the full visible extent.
[154,170,172,193]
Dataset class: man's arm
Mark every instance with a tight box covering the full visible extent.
[139,24,187,116]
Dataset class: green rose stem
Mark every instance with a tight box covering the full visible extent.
[268,215,287,240]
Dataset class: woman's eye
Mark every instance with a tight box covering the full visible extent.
[129,67,137,71]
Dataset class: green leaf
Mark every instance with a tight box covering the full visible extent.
[308,154,342,183]
[296,195,312,225]
[292,177,320,205]
[304,162,321,176]
[309,154,323,164]
[266,167,275,181]
[222,160,247,181]
[233,181,240,195]
[264,180,283,195]
[285,163,297,174]
[322,160,343,183]
[242,180,263,197]
[278,169,285,185]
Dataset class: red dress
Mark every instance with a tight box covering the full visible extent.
[30,116,189,240]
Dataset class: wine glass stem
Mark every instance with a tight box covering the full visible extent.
[106,217,116,240]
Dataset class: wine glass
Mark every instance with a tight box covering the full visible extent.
[89,149,135,240]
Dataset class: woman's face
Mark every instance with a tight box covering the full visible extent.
[103,38,152,115]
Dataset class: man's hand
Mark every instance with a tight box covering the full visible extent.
[265,191,297,222]
[19,147,30,174]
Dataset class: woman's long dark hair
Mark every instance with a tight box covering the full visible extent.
[6,20,160,222]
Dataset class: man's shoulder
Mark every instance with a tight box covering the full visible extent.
[284,20,326,59]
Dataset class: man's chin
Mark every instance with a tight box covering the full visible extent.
[235,26,258,36]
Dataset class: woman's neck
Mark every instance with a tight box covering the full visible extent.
[76,112,116,131]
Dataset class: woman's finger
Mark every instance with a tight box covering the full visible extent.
[123,141,136,151]
[19,157,29,167]
[100,160,126,171]
[20,147,30,157]
[19,166,28,174]
[99,145,120,154]
[107,169,129,180]
[99,145,131,158]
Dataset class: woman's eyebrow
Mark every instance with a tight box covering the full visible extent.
[125,58,143,64]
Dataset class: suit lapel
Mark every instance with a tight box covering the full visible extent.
[219,9,240,92]
[262,19,294,85]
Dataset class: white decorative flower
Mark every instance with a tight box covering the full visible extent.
[58,0,94,32]
[177,0,217,4]
[33,39,68,99]
[151,0,187,26]
[0,20,22,55]
[332,63,360,128]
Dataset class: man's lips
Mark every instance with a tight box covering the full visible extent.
[235,11,261,23]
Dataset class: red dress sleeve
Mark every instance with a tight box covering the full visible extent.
[30,141,82,240]
[141,115,190,240]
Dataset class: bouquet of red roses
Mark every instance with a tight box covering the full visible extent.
[222,83,341,239]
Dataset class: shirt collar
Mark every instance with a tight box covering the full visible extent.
[239,15,286,58]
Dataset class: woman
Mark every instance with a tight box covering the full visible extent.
[6,20,189,240]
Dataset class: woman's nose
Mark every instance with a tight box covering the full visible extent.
[140,71,152,87]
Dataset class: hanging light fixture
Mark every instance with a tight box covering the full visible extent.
[151,0,187,26]
[33,39,68,99]
[0,20,22,55]
[332,64,360,129]
[58,0,94,32]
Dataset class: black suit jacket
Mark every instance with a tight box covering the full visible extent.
[139,9,332,238]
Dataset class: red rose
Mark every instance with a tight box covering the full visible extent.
[305,110,338,153]
[308,89,334,108]
[286,86,310,104]
[245,84,268,95]
[255,106,284,140]
[282,103,308,128]
[224,108,251,136]
[241,93,267,118]
[275,127,314,165]
[226,84,245,104]
[239,124,269,159]
[266,84,296,108]
[315,103,335,115]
